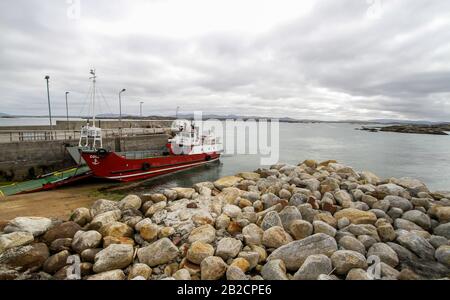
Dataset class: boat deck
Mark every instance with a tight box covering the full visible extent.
[117,149,166,160]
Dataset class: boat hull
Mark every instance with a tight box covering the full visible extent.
[0,166,92,197]
[81,150,220,182]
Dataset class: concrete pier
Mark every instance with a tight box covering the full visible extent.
[0,127,168,143]
[0,120,173,181]
[0,134,170,181]
[55,119,173,130]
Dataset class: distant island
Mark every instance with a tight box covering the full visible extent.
[358,124,450,135]
[0,112,12,117]
[1,112,449,130]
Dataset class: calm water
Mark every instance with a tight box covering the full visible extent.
[125,123,450,193]
[2,118,450,191]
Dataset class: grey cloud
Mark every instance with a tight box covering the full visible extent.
[0,0,450,121]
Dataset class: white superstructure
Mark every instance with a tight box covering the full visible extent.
[169,120,222,155]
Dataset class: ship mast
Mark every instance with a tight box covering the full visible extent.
[89,69,97,128]
[79,68,103,150]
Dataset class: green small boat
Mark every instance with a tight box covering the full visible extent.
[0,165,92,197]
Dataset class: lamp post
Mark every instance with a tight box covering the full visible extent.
[140,101,144,117]
[119,88,126,128]
[65,91,70,130]
[176,106,180,119]
[44,75,53,138]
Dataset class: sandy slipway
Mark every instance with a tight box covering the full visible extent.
[0,160,449,280]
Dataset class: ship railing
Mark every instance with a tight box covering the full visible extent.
[0,127,171,143]
[119,149,165,160]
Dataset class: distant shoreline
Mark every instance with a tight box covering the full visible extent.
[1,115,448,126]
[358,124,450,136]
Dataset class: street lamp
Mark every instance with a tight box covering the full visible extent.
[119,88,126,127]
[44,75,53,136]
[176,106,180,119]
[140,101,144,117]
[65,92,70,130]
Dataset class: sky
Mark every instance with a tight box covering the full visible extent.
[1,0,450,121]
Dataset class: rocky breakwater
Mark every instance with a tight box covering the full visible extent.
[0,159,449,280]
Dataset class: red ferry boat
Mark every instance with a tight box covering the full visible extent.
[80,126,221,182]
[79,70,222,182]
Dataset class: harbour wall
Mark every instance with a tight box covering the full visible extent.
[0,134,170,181]
[56,120,174,130]
[0,120,174,131]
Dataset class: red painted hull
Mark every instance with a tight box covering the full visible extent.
[81,151,220,182]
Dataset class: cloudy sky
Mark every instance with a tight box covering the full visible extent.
[1,0,450,121]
